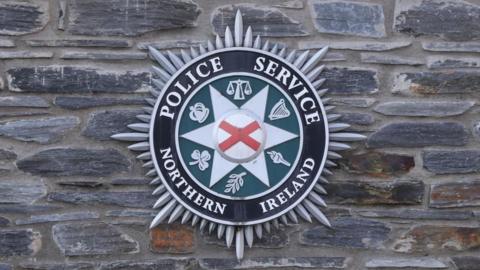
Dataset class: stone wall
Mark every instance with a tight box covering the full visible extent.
[0,0,479,269]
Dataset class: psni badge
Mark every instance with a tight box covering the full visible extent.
[113,11,365,259]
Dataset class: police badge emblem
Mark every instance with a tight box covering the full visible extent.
[113,11,365,259]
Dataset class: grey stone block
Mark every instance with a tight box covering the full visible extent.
[0,116,80,144]
[423,41,480,53]
[98,259,196,270]
[0,229,41,257]
[300,217,390,249]
[366,258,447,269]
[0,1,48,35]
[374,101,474,117]
[357,209,474,220]
[310,0,385,38]
[67,0,200,36]
[326,180,424,205]
[367,122,468,148]
[427,56,480,69]
[0,96,49,108]
[323,68,378,95]
[199,257,347,269]
[423,150,480,174]
[52,223,139,256]
[0,180,46,204]
[17,148,130,176]
[395,0,480,41]
[16,211,100,225]
[361,53,423,65]
[27,39,132,48]
[54,96,145,110]
[83,109,143,141]
[48,191,155,208]
[7,66,152,94]
[212,4,308,37]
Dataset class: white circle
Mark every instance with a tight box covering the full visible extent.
[214,110,265,163]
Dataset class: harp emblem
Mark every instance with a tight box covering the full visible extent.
[268,99,291,121]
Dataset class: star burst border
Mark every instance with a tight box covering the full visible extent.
[112,10,366,260]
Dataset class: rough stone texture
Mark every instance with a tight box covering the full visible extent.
[0,1,48,35]
[204,226,290,249]
[330,98,376,108]
[0,51,53,59]
[212,4,307,37]
[393,225,480,253]
[326,181,424,205]
[137,40,206,50]
[199,257,347,269]
[423,41,480,53]
[0,149,16,161]
[339,113,375,126]
[0,180,46,204]
[430,181,480,208]
[452,257,480,270]
[54,96,145,110]
[0,204,62,214]
[0,264,12,270]
[7,66,152,93]
[0,217,10,227]
[16,212,100,225]
[0,40,15,47]
[394,0,480,41]
[52,223,138,256]
[0,96,49,108]
[365,258,447,269]
[83,109,143,140]
[0,229,41,257]
[61,52,147,60]
[299,40,412,51]
[361,53,423,65]
[0,0,479,267]
[374,101,474,117]
[48,191,155,208]
[300,218,390,249]
[310,1,385,38]
[0,116,80,144]
[67,0,200,36]
[27,39,132,48]
[392,71,480,96]
[273,0,304,10]
[339,151,415,177]
[322,68,378,95]
[0,110,49,119]
[357,209,474,220]
[150,225,194,254]
[17,148,130,176]
[367,122,468,148]
[423,150,480,174]
[474,121,480,139]
[98,259,196,270]
[427,56,480,69]
[19,262,95,270]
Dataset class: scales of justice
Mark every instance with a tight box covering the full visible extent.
[226,79,253,100]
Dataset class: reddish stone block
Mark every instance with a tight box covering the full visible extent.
[393,225,480,253]
[340,151,414,177]
[150,224,194,254]
[430,181,480,208]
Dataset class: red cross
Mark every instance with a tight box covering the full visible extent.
[218,121,261,151]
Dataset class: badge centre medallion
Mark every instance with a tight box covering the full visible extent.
[214,109,266,163]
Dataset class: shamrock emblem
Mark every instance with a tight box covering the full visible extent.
[189,150,211,171]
